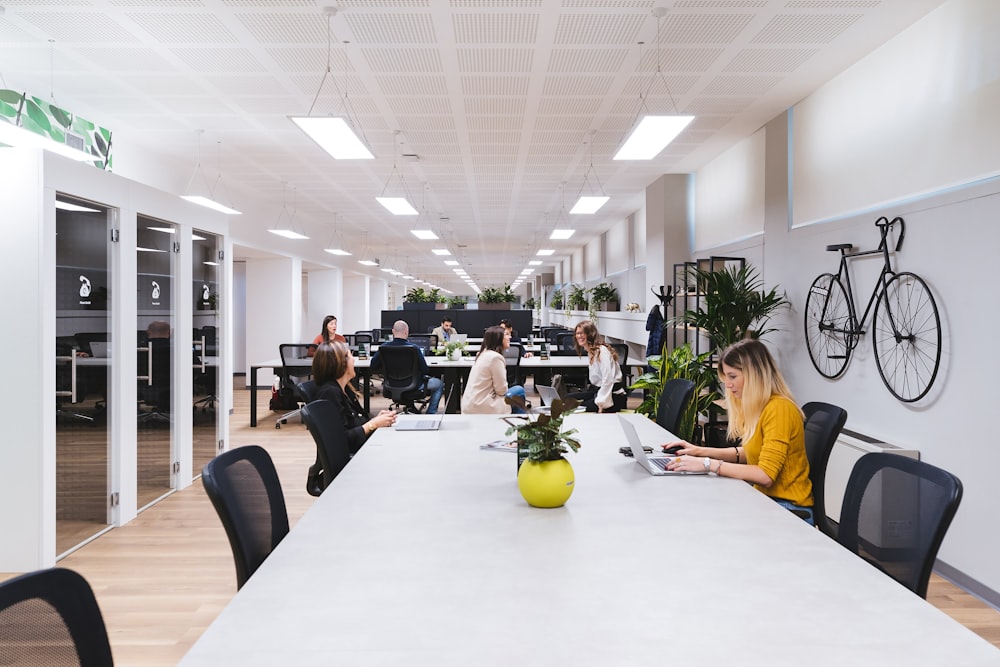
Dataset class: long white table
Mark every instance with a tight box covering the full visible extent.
[181,415,998,665]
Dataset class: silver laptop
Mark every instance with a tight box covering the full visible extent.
[452,333,468,344]
[394,414,443,431]
[89,341,110,358]
[531,385,584,415]
[618,415,706,476]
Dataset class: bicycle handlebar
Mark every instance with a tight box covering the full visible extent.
[875,215,906,252]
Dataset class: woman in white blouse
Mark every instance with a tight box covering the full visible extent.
[460,326,527,414]
[568,320,626,413]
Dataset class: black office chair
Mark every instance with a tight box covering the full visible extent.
[611,343,630,390]
[193,326,218,412]
[409,334,437,352]
[378,345,430,414]
[802,401,848,538]
[138,337,171,425]
[655,378,696,436]
[202,445,290,590]
[276,380,318,429]
[300,399,354,496]
[274,343,315,428]
[555,331,576,353]
[55,336,95,424]
[504,343,524,387]
[837,453,962,599]
[371,328,393,343]
[0,567,114,666]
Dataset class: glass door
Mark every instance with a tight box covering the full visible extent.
[136,217,176,510]
[192,229,222,479]
[55,194,113,555]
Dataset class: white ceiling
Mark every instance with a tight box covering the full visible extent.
[0,0,943,292]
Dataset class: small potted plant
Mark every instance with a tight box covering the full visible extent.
[478,284,517,310]
[443,339,467,361]
[446,295,468,310]
[590,282,619,311]
[568,284,589,311]
[503,396,581,508]
[403,287,438,310]
[524,297,537,311]
[549,288,564,310]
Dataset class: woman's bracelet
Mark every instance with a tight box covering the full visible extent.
[715,460,723,475]
[733,446,739,462]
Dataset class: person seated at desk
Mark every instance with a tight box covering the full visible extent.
[665,339,814,525]
[461,325,526,414]
[313,314,347,346]
[312,342,396,454]
[370,320,443,414]
[500,319,532,357]
[431,317,458,343]
[566,320,626,413]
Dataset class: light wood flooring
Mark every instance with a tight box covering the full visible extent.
[4,381,1000,665]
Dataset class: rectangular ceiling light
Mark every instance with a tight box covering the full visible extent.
[549,229,575,240]
[181,195,242,215]
[536,249,555,256]
[325,248,351,256]
[431,248,451,256]
[411,230,438,240]
[268,229,309,240]
[55,201,101,213]
[290,116,374,159]
[444,260,459,266]
[358,259,379,267]
[570,196,609,215]
[376,196,419,215]
[613,115,694,160]
[529,260,543,265]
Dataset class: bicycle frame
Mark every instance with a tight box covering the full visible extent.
[822,216,905,344]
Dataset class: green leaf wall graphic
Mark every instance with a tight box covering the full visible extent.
[0,89,113,170]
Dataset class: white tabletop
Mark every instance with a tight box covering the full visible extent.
[181,415,997,666]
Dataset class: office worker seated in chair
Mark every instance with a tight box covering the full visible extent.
[461,325,527,414]
[431,316,458,344]
[665,339,814,525]
[370,320,444,414]
[567,320,627,413]
[500,319,532,357]
[313,342,396,454]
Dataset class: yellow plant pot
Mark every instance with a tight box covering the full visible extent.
[517,458,575,508]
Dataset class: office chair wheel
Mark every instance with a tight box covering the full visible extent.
[275,422,281,429]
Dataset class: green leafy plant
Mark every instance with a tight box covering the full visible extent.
[549,288,564,309]
[524,297,537,310]
[630,344,718,442]
[404,287,433,303]
[428,287,446,303]
[446,295,468,308]
[444,339,467,357]
[568,284,589,310]
[590,282,619,307]
[503,396,582,462]
[671,265,790,352]
[479,284,517,303]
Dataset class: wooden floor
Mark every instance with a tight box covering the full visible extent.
[4,380,1000,665]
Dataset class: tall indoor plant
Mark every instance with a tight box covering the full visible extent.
[504,396,581,508]
[630,344,717,443]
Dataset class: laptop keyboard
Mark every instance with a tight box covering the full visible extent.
[650,457,672,471]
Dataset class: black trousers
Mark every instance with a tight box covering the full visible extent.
[568,383,627,413]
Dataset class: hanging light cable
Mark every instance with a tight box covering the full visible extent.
[376,130,418,215]
[570,130,609,214]
[181,130,242,214]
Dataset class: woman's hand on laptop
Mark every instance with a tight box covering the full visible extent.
[663,440,700,457]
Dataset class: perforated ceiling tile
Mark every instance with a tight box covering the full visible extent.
[170,47,267,73]
[268,47,353,74]
[75,47,177,72]
[452,13,538,44]
[236,12,329,43]
[127,12,237,43]
[534,116,592,131]
[662,12,755,44]
[546,48,628,73]
[464,97,527,115]
[346,13,437,44]
[467,115,524,130]
[537,97,602,115]
[458,48,534,73]
[701,74,780,95]
[723,47,819,72]
[119,74,212,95]
[377,75,449,95]
[363,47,444,73]
[388,96,453,115]
[17,11,141,42]
[554,14,645,46]
[541,75,614,96]
[752,13,861,44]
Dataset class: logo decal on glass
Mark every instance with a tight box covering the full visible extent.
[79,275,91,298]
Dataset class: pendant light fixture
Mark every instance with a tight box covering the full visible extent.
[376,131,418,215]
[181,130,242,215]
[323,212,351,256]
[570,131,609,214]
[289,7,373,160]
[614,7,694,161]
[268,183,309,240]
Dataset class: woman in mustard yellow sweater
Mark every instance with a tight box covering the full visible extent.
[667,339,814,524]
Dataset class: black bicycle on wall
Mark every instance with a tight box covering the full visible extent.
[804,216,941,403]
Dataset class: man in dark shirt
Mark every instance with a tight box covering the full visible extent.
[370,320,443,414]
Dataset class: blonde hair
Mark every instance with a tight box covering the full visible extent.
[573,320,618,365]
[719,339,801,443]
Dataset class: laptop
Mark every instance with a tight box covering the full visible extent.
[89,341,110,358]
[617,415,706,476]
[536,384,562,406]
[451,333,468,344]
[394,414,444,431]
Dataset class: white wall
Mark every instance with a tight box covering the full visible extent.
[606,217,630,276]
[306,268,344,338]
[695,131,765,251]
[244,257,300,387]
[584,235,603,281]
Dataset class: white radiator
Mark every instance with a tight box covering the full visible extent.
[824,429,919,528]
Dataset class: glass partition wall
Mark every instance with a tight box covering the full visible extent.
[55,194,113,555]
[192,230,222,479]
[136,217,176,510]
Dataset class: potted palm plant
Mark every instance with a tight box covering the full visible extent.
[630,344,717,443]
[403,287,438,310]
[504,396,581,508]
[478,284,517,310]
[568,284,589,311]
[446,295,467,309]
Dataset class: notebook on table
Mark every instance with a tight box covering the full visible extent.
[618,415,706,476]
[394,414,443,431]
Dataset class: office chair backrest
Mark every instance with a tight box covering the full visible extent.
[801,401,848,538]
[294,380,318,405]
[300,399,354,491]
[555,331,576,352]
[202,445,290,590]
[0,567,114,666]
[408,334,437,353]
[837,452,962,599]
[656,378,696,436]
[378,345,425,400]
[504,343,524,385]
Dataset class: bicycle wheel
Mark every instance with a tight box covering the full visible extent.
[873,271,941,402]
[804,273,854,379]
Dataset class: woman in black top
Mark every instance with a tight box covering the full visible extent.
[312,342,396,454]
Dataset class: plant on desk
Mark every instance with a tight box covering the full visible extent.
[443,339,467,361]
[503,396,581,508]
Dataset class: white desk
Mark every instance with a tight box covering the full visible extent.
[181,415,998,665]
